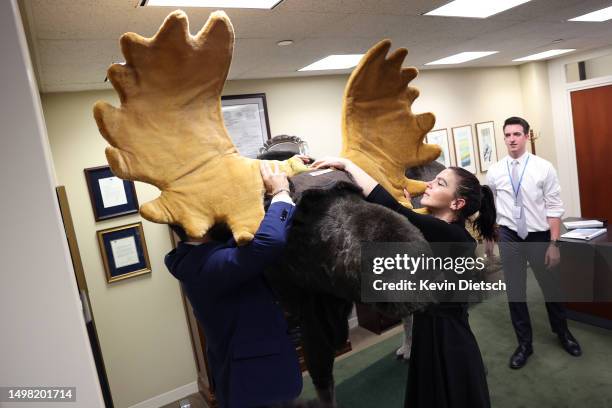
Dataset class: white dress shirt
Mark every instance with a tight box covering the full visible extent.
[486,151,565,233]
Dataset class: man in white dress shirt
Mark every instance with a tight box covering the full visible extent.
[486,116,582,369]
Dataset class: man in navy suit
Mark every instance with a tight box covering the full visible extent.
[165,162,302,408]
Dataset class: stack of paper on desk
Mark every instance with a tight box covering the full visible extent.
[563,220,604,229]
[561,228,607,241]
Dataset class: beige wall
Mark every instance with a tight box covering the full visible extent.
[41,63,538,407]
[225,66,526,183]
[413,66,525,181]
[223,75,347,158]
[519,62,557,166]
[42,91,198,408]
[565,53,612,83]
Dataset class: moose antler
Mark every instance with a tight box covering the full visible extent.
[93,10,304,244]
[341,40,441,208]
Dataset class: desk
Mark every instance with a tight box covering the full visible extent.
[560,218,612,329]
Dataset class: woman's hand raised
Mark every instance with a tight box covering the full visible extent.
[311,156,378,197]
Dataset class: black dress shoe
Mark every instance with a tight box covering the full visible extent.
[509,344,533,369]
[558,331,582,356]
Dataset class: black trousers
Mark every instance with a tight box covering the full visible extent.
[267,267,352,390]
[498,226,568,346]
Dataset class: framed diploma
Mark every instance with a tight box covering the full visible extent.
[221,93,271,158]
[451,125,478,174]
[84,165,139,221]
[97,222,151,283]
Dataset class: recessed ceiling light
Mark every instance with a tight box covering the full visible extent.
[569,5,612,22]
[141,0,284,9]
[424,0,532,18]
[299,55,364,71]
[277,40,294,47]
[513,49,576,62]
[425,51,498,65]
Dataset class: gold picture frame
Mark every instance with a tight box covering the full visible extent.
[97,222,151,283]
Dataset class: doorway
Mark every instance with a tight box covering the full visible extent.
[570,84,612,222]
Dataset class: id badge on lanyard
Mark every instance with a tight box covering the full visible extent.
[507,156,530,219]
[512,205,522,219]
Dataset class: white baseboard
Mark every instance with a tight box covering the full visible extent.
[128,381,198,408]
[348,315,359,329]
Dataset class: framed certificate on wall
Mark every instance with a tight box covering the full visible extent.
[221,93,271,158]
[84,165,139,221]
[97,222,151,283]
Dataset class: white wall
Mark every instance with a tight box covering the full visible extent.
[0,1,104,407]
[42,91,198,408]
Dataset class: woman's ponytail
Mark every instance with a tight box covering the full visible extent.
[450,167,498,241]
[473,185,497,241]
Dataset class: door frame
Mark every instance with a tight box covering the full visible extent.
[548,46,612,218]
[564,77,612,217]
[548,47,612,216]
[56,186,115,407]
[564,76,612,217]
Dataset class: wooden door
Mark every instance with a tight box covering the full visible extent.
[568,85,612,322]
[570,84,612,221]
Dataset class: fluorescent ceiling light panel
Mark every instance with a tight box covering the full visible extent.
[569,5,612,22]
[425,51,498,65]
[513,49,575,61]
[299,55,364,71]
[142,0,283,9]
[425,0,532,18]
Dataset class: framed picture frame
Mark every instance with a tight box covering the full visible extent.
[97,222,151,283]
[221,93,271,158]
[84,165,139,221]
[475,121,499,172]
[451,125,478,174]
[426,129,452,167]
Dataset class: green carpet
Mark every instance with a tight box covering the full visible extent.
[299,274,612,407]
[299,333,406,404]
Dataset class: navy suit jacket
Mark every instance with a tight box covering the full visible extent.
[165,202,302,408]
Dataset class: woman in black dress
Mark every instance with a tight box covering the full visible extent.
[312,157,496,408]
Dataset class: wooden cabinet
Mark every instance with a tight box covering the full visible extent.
[560,218,612,329]
[355,303,401,334]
